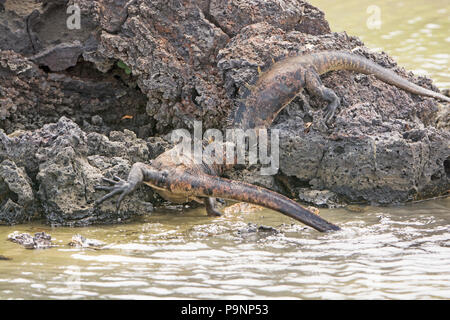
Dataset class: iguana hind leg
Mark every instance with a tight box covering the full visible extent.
[305,69,340,124]
[204,197,222,217]
[297,90,313,117]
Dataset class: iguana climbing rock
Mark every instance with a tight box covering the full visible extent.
[95,142,340,232]
[229,51,450,129]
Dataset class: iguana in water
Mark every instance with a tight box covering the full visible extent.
[94,141,340,232]
[94,51,449,232]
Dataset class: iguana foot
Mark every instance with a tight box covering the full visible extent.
[305,69,340,125]
[324,95,340,125]
[204,197,222,217]
[94,175,135,211]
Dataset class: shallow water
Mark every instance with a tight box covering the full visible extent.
[0,198,449,299]
[1,0,449,300]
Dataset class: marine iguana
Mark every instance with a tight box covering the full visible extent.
[95,51,449,232]
[94,142,340,232]
[229,51,450,129]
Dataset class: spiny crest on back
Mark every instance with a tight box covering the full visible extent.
[226,54,286,129]
[242,54,287,88]
[226,98,247,128]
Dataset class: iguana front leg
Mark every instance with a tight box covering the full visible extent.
[94,162,153,210]
[204,197,221,216]
[305,69,341,124]
[94,176,132,210]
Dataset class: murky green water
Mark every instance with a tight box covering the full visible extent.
[1,1,449,300]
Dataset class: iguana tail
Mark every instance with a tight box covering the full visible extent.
[311,51,450,102]
[171,172,340,232]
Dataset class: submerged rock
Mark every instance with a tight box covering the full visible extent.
[236,222,279,235]
[7,231,53,249]
[224,202,264,214]
[234,223,280,241]
[296,188,344,208]
[68,234,106,248]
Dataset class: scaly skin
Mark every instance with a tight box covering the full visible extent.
[95,143,340,232]
[229,51,450,129]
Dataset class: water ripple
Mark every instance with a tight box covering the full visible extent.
[1,197,449,299]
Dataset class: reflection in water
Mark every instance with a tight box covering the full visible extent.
[0,198,449,299]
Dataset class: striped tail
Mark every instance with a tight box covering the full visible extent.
[311,51,450,102]
[172,172,340,232]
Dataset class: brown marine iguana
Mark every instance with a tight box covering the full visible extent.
[95,51,449,232]
[229,51,450,129]
[94,142,340,232]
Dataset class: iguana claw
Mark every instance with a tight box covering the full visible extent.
[94,176,134,211]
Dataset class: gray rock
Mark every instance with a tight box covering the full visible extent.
[274,117,450,204]
[30,41,84,72]
[0,1,40,55]
[0,199,24,225]
[0,159,35,225]
[0,50,149,137]
[1,117,158,226]
[296,188,343,208]
[32,117,155,226]
[209,0,330,37]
